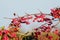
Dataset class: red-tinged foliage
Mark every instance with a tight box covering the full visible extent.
[12,18,20,27]
[0,7,60,40]
[51,8,60,18]
[48,35,53,40]
[10,33,17,38]
[53,29,59,35]
[27,15,33,19]
[33,14,46,22]
[2,35,9,40]
[0,30,2,36]
[20,17,30,25]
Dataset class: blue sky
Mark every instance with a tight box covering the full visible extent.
[0,0,60,32]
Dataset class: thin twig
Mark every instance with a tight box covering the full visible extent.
[3,17,13,19]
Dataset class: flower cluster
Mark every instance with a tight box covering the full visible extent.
[11,13,54,27]
[0,25,60,40]
[0,26,19,40]
[51,7,60,18]
[0,7,60,40]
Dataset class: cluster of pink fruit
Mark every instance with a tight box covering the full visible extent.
[0,26,19,40]
[0,7,60,40]
[11,12,53,27]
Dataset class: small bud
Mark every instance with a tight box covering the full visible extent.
[13,13,16,16]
